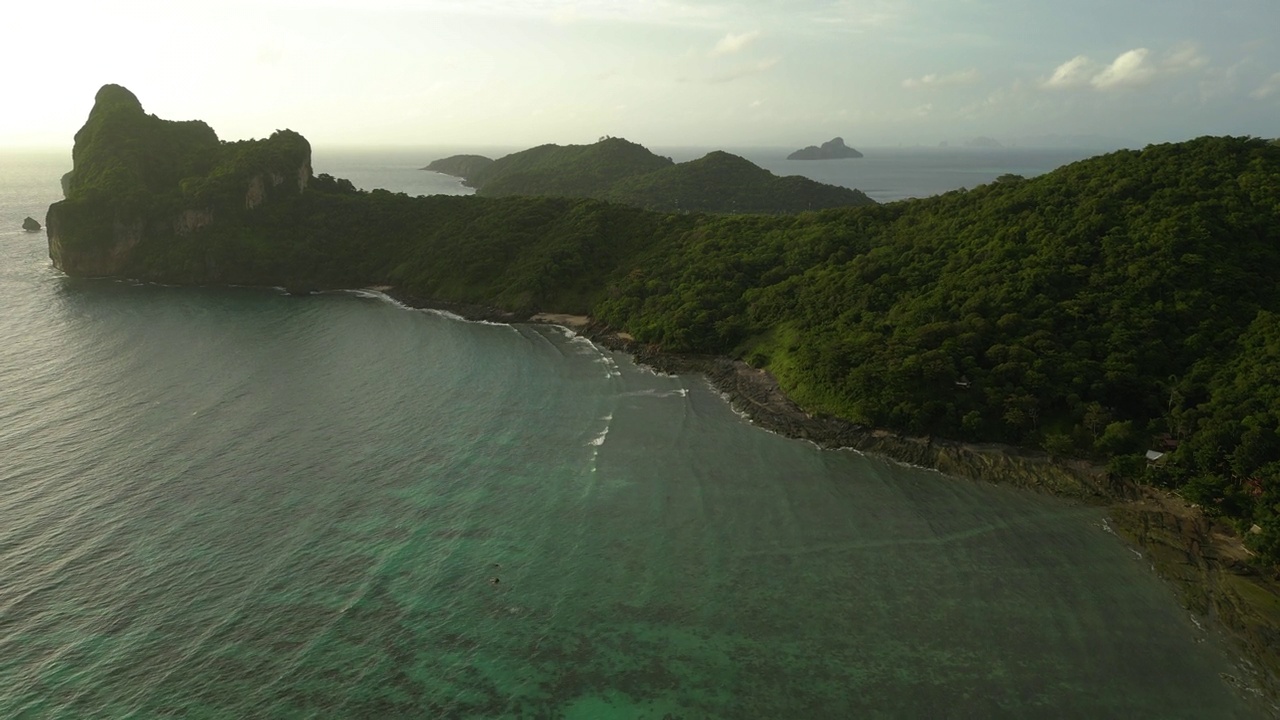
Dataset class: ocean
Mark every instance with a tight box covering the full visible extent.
[0,148,1266,718]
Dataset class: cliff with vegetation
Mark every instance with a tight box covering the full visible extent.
[426,137,874,213]
[46,84,311,278]
[46,86,1280,701]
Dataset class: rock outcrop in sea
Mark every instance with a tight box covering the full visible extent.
[45,84,311,278]
[22,216,41,232]
[787,137,864,160]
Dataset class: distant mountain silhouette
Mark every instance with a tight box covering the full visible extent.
[787,137,863,160]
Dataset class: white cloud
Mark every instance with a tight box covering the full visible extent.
[1043,55,1093,88]
[803,0,907,32]
[1195,60,1247,103]
[1164,43,1208,72]
[704,56,779,83]
[1252,72,1280,100]
[709,30,761,57]
[682,57,779,85]
[412,0,726,28]
[1090,48,1155,90]
[902,69,980,89]
[1044,44,1218,96]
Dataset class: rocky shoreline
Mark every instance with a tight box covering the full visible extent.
[379,288,1280,713]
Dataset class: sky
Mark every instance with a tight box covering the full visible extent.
[2,0,1277,150]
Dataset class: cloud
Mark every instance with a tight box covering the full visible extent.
[902,69,980,89]
[1043,49,1160,91]
[1090,49,1155,90]
[255,46,282,65]
[381,0,728,29]
[1164,43,1208,72]
[1043,55,1092,88]
[704,56,779,84]
[709,30,760,57]
[1194,60,1247,103]
[802,0,907,32]
[1252,72,1280,100]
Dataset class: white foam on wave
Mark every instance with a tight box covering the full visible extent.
[342,288,414,311]
[622,388,689,399]
[636,365,679,379]
[473,318,519,330]
[549,329,617,375]
[571,337,600,355]
[710,383,755,424]
[597,355,622,378]
[424,307,468,322]
[586,410,615,449]
[336,289,514,330]
[118,278,179,288]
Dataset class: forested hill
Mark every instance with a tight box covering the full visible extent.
[467,137,673,197]
[421,154,492,182]
[44,86,1280,562]
[589,136,1280,559]
[605,151,873,213]
[425,137,875,213]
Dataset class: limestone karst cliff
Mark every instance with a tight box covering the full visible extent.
[46,84,311,277]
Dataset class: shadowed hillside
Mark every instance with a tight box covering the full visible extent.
[426,137,875,214]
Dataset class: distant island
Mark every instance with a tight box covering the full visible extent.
[422,155,493,184]
[42,86,1280,700]
[425,137,874,213]
[22,216,41,232]
[787,137,864,160]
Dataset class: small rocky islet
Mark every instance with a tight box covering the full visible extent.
[786,136,864,160]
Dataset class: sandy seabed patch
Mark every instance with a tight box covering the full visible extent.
[529,313,591,331]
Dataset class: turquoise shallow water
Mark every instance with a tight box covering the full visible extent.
[0,151,1265,718]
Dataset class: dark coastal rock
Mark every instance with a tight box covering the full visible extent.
[787,137,864,160]
[22,216,41,232]
[1110,501,1280,703]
